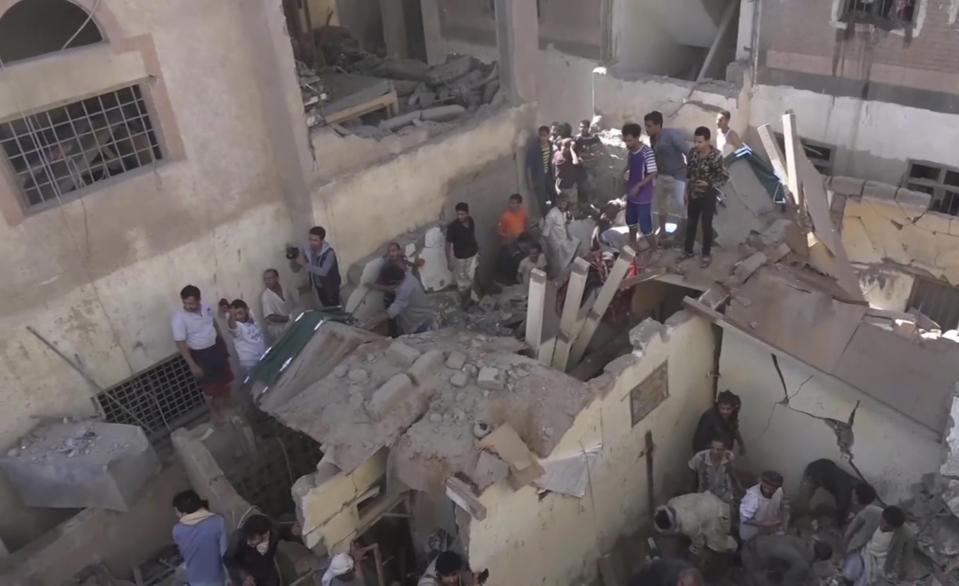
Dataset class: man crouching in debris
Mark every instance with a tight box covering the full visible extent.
[742,534,833,586]
[362,263,435,335]
[418,551,488,586]
[654,491,738,557]
[740,470,789,542]
[840,505,914,586]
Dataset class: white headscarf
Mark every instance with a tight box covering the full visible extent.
[321,553,355,586]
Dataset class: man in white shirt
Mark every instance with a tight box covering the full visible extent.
[260,269,297,344]
[225,299,266,378]
[740,470,788,542]
[172,285,234,423]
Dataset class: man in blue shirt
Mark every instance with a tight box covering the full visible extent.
[622,122,658,249]
[172,490,228,586]
[645,111,692,244]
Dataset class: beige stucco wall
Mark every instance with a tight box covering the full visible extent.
[720,329,943,502]
[467,313,715,586]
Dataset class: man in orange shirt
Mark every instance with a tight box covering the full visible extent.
[496,194,531,284]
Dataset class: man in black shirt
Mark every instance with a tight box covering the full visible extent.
[225,514,297,586]
[446,202,479,308]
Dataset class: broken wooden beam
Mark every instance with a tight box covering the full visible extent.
[525,268,547,352]
[552,258,590,371]
[781,112,803,211]
[756,123,791,200]
[569,246,636,366]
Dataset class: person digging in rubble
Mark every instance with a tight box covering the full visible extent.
[517,241,547,287]
[740,470,789,543]
[841,505,914,586]
[418,551,488,586]
[446,202,480,309]
[292,225,342,308]
[526,125,555,216]
[173,285,234,424]
[622,122,658,250]
[742,533,833,586]
[692,390,745,454]
[225,514,299,586]
[645,110,691,245]
[841,483,881,558]
[321,553,356,586]
[629,558,703,586]
[172,490,229,586]
[260,268,298,344]
[683,126,728,268]
[654,491,738,556]
[800,459,865,528]
[223,299,266,379]
[374,242,425,336]
[688,433,741,505]
[363,263,435,335]
[553,137,581,203]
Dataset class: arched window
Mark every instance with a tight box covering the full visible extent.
[0,0,104,64]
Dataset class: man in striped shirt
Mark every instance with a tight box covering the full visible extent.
[622,122,658,248]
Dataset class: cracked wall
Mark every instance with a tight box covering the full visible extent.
[465,311,714,586]
[719,329,942,501]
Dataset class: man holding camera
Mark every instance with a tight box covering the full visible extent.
[290,226,342,308]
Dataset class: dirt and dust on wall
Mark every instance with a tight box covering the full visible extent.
[296,23,504,140]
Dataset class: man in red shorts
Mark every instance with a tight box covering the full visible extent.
[172,285,234,423]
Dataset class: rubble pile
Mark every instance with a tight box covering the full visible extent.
[298,27,502,136]
[434,285,528,338]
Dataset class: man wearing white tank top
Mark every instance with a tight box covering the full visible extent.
[716,110,744,157]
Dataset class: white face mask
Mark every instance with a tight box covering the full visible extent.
[256,541,269,555]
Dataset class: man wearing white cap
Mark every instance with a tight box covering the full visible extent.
[322,553,356,586]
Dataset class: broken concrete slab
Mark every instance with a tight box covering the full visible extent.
[445,476,487,520]
[477,423,545,489]
[368,373,416,420]
[477,367,502,390]
[0,421,159,512]
[732,252,768,283]
[827,176,865,197]
[943,391,959,479]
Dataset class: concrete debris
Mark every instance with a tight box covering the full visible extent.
[445,476,487,521]
[477,367,502,390]
[333,364,349,377]
[473,451,510,490]
[348,368,369,383]
[477,423,545,490]
[450,372,468,387]
[368,373,415,420]
[446,351,467,370]
[387,340,421,366]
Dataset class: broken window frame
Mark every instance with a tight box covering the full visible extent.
[0,84,164,213]
[839,0,917,29]
[774,133,835,176]
[905,160,959,216]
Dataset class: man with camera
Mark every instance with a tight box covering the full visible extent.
[289,226,342,308]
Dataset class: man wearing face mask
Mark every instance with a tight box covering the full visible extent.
[225,515,296,586]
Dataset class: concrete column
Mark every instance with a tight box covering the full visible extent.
[420,0,444,64]
[380,0,409,58]
[494,0,540,104]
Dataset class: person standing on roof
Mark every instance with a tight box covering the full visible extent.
[622,122,658,249]
[363,264,435,335]
[716,110,745,157]
[645,110,692,243]
[260,268,298,344]
[293,226,342,308]
[224,299,266,378]
[446,202,479,309]
[683,126,728,268]
[526,125,555,216]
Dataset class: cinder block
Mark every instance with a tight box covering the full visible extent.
[387,341,421,366]
[0,421,159,512]
[445,351,467,370]
[408,349,445,385]
[477,367,502,390]
[368,374,415,420]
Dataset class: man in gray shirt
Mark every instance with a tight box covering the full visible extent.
[645,111,692,243]
[362,264,435,335]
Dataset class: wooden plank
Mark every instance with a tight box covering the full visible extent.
[569,247,636,365]
[324,89,399,124]
[554,259,590,370]
[781,112,803,210]
[525,268,548,350]
[756,123,790,198]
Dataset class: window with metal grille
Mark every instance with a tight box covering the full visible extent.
[841,0,916,25]
[97,354,206,443]
[905,161,959,216]
[775,133,835,175]
[0,85,162,211]
[907,277,959,331]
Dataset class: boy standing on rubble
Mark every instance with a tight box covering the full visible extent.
[622,122,658,249]
[645,110,691,243]
[446,202,479,308]
[293,226,342,308]
[683,126,728,268]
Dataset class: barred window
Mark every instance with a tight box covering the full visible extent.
[0,85,162,211]
[905,161,959,216]
[841,0,916,25]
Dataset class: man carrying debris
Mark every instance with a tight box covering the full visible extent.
[683,126,728,268]
[225,514,298,586]
[418,551,488,586]
[363,263,435,335]
[645,110,691,243]
[172,490,229,586]
[688,433,740,504]
[740,470,789,542]
[260,268,298,344]
[742,534,833,586]
[293,226,342,308]
[654,491,738,556]
[526,125,554,215]
[224,299,266,378]
[841,506,914,586]
[172,285,234,423]
[446,202,479,308]
[622,122,658,249]
[692,390,745,454]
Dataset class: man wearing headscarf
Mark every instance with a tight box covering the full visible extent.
[322,553,356,586]
[653,491,738,556]
[692,390,745,454]
[740,470,789,542]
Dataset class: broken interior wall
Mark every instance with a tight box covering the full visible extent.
[309,104,534,272]
[609,0,709,79]
[0,0,310,549]
[720,329,943,502]
[0,460,189,585]
[466,312,714,586]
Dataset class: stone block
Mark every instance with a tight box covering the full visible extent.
[0,421,158,512]
[408,349,444,385]
[450,372,468,387]
[388,340,421,366]
[477,367,502,390]
[368,374,415,420]
[445,351,467,370]
[896,186,932,212]
[827,176,865,197]
[862,180,898,201]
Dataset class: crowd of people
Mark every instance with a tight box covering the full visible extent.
[639,391,914,586]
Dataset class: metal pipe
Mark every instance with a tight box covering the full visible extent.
[697,0,741,82]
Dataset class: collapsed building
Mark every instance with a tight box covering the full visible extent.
[2,0,959,585]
